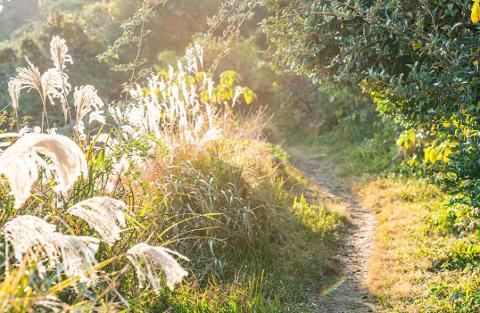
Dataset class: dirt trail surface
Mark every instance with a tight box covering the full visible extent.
[289,146,377,313]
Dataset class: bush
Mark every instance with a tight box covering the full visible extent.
[263,0,480,207]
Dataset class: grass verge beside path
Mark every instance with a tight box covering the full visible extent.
[307,125,480,312]
[143,139,346,312]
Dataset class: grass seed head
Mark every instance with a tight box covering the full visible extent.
[0,133,87,208]
[127,243,188,292]
[67,197,127,245]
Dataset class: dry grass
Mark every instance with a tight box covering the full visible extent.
[352,177,448,312]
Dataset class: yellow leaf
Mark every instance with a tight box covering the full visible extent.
[220,70,241,86]
[408,129,416,143]
[471,0,480,24]
[242,88,256,105]
[407,157,419,167]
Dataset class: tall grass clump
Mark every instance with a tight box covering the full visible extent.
[0,36,193,312]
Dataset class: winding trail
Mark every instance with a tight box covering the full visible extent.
[289,147,377,313]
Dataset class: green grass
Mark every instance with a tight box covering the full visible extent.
[280,116,398,177]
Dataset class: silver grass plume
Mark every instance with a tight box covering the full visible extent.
[4,215,57,266]
[14,58,66,104]
[67,197,127,245]
[198,127,222,147]
[194,43,204,69]
[14,57,42,96]
[8,79,21,112]
[42,68,71,123]
[127,243,188,291]
[74,85,104,121]
[0,133,87,208]
[49,232,99,281]
[73,85,105,134]
[50,36,73,123]
[41,68,67,102]
[50,36,73,71]
[14,55,71,125]
[3,215,99,281]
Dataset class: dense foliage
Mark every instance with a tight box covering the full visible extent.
[263,0,478,124]
[263,0,480,206]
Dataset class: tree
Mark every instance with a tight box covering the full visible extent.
[262,0,479,126]
[263,0,480,206]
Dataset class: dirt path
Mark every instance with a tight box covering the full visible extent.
[289,147,377,313]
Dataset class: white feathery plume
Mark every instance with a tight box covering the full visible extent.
[0,133,88,208]
[194,43,204,69]
[127,243,188,292]
[41,68,66,102]
[207,78,214,100]
[3,215,57,267]
[232,86,243,107]
[205,103,214,126]
[14,57,42,95]
[198,127,222,147]
[8,79,21,111]
[3,215,99,281]
[89,110,106,125]
[0,154,39,208]
[185,44,204,74]
[185,46,196,73]
[74,85,105,124]
[177,60,185,81]
[168,65,175,83]
[14,58,66,104]
[41,68,71,124]
[50,36,73,71]
[49,233,99,281]
[67,197,127,245]
[73,85,105,137]
[14,55,71,124]
[49,36,73,123]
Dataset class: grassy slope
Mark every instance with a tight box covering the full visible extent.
[129,139,346,312]
[0,129,345,312]
[304,121,480,312]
